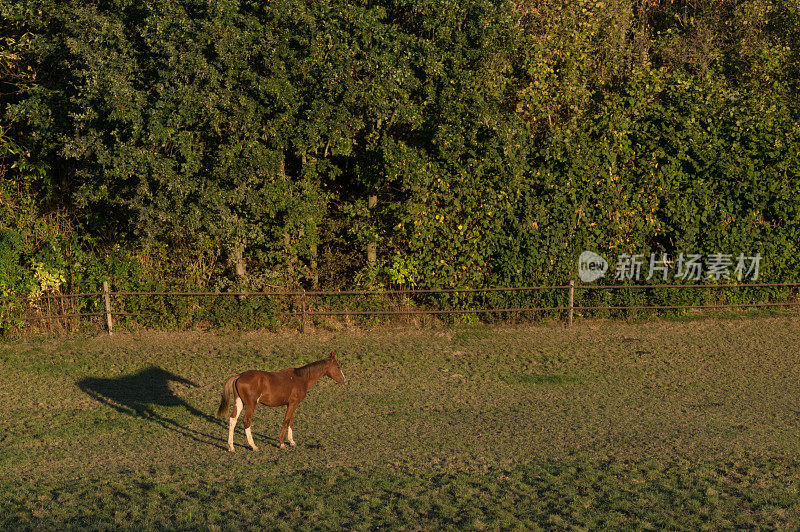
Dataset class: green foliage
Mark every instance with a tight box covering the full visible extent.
[385,251,419,288]
[0,230,33,296]
[1,0,799,314]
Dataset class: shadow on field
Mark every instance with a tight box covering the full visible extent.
[78,366,227,450]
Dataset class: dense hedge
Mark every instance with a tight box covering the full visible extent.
[1,0,799,312]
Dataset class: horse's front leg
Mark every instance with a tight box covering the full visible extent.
[279,403,298,449]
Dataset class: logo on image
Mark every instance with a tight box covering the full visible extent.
[577,251,762,283]
[578,251,608,283]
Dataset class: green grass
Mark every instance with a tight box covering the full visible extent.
[507,372,591,385]
[4,457,799,530]
[2,315,800,529]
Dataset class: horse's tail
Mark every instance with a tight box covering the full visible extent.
[216,374,238,418]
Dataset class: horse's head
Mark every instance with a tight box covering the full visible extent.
[326,353,346,384]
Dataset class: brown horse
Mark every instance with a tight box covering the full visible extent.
[216,354,346,451]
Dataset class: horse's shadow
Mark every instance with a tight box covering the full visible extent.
[78,366,228,450]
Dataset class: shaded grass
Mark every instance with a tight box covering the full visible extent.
[3,457,799,530]
[2,315,800,528]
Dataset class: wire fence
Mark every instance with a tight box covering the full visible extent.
[1,280,799,335]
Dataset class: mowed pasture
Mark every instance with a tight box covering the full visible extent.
[2,315,800,529]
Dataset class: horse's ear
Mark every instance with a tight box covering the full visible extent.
[329,352,335,360]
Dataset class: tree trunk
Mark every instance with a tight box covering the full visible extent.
[227,244,247,301]
[367,194,377,265]
[231,243,247,287]
[233,247,246,279]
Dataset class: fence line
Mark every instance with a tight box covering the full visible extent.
[303,285,570,296]
[0,281,797,334]
[305,306,569,316]
[575,282,800,290]
[112,290,299,296]
[575,302,799,311]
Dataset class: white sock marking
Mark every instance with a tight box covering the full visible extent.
[228,397,243,450]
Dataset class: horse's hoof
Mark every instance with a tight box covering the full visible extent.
[279,443,285,449]
[289,441,296,447]
[228,446,235,452]
[251,446,259,452]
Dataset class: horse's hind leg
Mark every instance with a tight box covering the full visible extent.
[287,424,296,446]
[243,401,259,451]
[227,396,243,452]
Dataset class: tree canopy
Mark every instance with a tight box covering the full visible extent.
[1,0,799,298]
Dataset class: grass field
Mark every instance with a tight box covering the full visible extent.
[2,314,800,529]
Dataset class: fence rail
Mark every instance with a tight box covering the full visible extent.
[1,281,798,334]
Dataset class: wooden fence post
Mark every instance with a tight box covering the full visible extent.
[300,289,307,334]
[45,294,53,334]
[103,281,114,335]
[567,280,574,328]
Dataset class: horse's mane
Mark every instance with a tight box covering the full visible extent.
[294,358,328,378]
